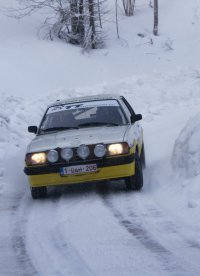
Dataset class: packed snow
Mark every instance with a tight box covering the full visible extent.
[1,0,200,275]
[172,113,200,178]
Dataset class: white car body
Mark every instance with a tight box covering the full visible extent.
[24,94,144,199]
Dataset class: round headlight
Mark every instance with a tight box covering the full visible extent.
[61,147,73,161]
[77,145,90,160]
[47,149,59,163]
[94,144,106,158]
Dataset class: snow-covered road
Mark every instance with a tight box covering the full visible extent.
[2,165,200,276]
[1,74,200,275]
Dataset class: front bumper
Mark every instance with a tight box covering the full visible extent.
[24,154,135,187]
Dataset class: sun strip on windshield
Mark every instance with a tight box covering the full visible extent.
[47,100,120,114]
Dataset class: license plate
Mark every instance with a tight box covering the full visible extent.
[60,164,97,176]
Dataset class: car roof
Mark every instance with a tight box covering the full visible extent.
[48,94,122,108]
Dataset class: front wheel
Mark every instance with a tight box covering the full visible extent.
[31,186,47,199]
[125,153,143,191]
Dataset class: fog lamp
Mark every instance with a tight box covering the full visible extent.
[94,144,106,158]
[47,150,59,163]
[61,147,73,161]
[77,145,90,160]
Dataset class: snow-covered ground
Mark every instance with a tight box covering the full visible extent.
[1,0,200,275]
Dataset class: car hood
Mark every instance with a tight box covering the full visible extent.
[27,125,129,153]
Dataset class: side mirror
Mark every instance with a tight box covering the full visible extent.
[131,114,142,124]
[28,126,38,134]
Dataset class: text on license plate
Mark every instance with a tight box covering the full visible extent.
[60,164,97,176]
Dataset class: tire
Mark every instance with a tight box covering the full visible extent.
[140,143,146,169]
[31,186,47,199]
[125,153,143,191]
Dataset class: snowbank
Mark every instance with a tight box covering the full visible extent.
[172,113,200,178]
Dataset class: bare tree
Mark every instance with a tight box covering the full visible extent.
[153,0,158,35]
[10,0,105,49]
[115,0,119,39]
[82,0,105,49]
[122,0,135,16]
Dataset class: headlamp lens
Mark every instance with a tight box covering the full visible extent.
[107,143,129,156]
[26,152,46,165]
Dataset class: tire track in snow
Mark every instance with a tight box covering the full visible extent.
[0,112,36,275]
[52,226,95,276]
[143,165,200,252]
[53,185,171,276]
[11,194,37,276]
[0,167,4,196]
[128,191,200,262]
[0,190,36,275]
[24,191,95,276]
[96,183,199,276]
[129,199,200,250]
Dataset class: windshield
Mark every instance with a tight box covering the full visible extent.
[39,99,128,134]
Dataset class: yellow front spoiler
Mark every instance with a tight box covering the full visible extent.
[28,162,135,187]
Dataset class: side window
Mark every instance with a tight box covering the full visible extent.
[120,96,135,116]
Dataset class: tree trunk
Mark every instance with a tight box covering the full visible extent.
[122,0,135,16]
[78,0,85,43]
[88,0,96,48]
[153,0,158,35]
[70,0,79,37]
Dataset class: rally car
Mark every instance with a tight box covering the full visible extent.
[24,94,145,199]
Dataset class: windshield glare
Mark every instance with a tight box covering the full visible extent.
[39,100,128,134]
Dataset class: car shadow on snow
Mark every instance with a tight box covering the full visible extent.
[46,179,127,200]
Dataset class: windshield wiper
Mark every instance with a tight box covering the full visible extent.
[41,126,79,132]
[78,122,119,128]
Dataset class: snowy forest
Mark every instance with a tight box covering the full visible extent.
[8,0,158,49]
